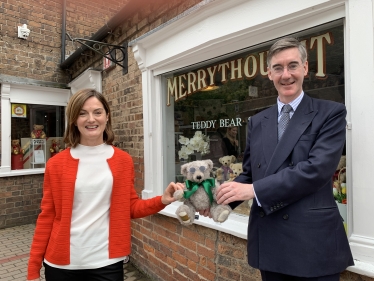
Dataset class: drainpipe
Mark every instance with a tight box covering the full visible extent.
[61,0,66,65]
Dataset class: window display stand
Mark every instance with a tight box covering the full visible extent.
[11,154,24,170]
[30,139,46,169]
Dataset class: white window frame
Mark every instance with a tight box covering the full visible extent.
[131,0,374,276]
[0,83,70,177]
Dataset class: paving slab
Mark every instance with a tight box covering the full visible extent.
[0,224,152,281]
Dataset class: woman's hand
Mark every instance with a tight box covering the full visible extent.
[161,182,185,205]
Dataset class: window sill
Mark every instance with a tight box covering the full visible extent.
[159,201,248,239]
[347,260,374,278]
[0,168,45,177]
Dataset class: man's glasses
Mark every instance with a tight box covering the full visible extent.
[271,62,301,76]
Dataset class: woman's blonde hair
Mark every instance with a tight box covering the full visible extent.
[63,88,115,147]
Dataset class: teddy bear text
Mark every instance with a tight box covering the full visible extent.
[173,160,232,226]
[191,118,242,130]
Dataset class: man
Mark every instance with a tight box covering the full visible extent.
[216,38,354,280]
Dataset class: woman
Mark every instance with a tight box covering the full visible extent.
[222,126,239,158]
[27,89,183,281]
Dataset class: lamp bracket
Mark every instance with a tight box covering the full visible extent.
[66,33,128,73]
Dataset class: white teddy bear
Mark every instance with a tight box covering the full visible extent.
[173,159,232,225]
[216,155,236,184]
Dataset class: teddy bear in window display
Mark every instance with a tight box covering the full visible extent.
[31,124,46,139]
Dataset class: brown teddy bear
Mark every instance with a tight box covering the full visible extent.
[31,124,46,139]
[333,155,346,192]
[11,140,24,155]
[173,159,232,226]
[49,139,62,154]
[336,155,346,171]
[225,162,243,182]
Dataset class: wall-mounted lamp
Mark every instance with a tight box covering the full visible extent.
[18,24,30,40]
[201,85,220,91]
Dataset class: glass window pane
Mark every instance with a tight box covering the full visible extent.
[165,22,344,217]
[11,103,65,170]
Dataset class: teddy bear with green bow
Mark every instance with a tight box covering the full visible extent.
[173,159,232,225]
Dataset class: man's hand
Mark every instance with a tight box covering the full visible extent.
[216,182,254,204]
[161,182,185,205]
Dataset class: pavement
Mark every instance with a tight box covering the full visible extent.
[0,224,152,281]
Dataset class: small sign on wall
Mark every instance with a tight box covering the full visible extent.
[103,50,116,71]
[248,86,258,97]
[34,150,45,163]
[11,104,27,118]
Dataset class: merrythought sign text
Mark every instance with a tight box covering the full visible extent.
[167,32,333,106]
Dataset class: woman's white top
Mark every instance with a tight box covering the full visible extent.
[44,143,127,269]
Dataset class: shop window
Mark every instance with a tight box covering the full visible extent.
[0,83,70,176]
[163,22,346,218]
[10,104,65,170]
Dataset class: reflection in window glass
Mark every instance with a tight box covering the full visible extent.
[166,22,344,217]
[11,104,65,170]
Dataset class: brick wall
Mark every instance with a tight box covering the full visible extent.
[0,0,66,82]
[0,0,130,82]
[130,215,372,281]
[0,175,44,228]
[130,215,253,281]
[64,0,130,57]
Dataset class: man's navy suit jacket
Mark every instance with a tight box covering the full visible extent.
[233,94,354,277]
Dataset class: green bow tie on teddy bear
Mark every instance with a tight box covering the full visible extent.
[184,178,215,204]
